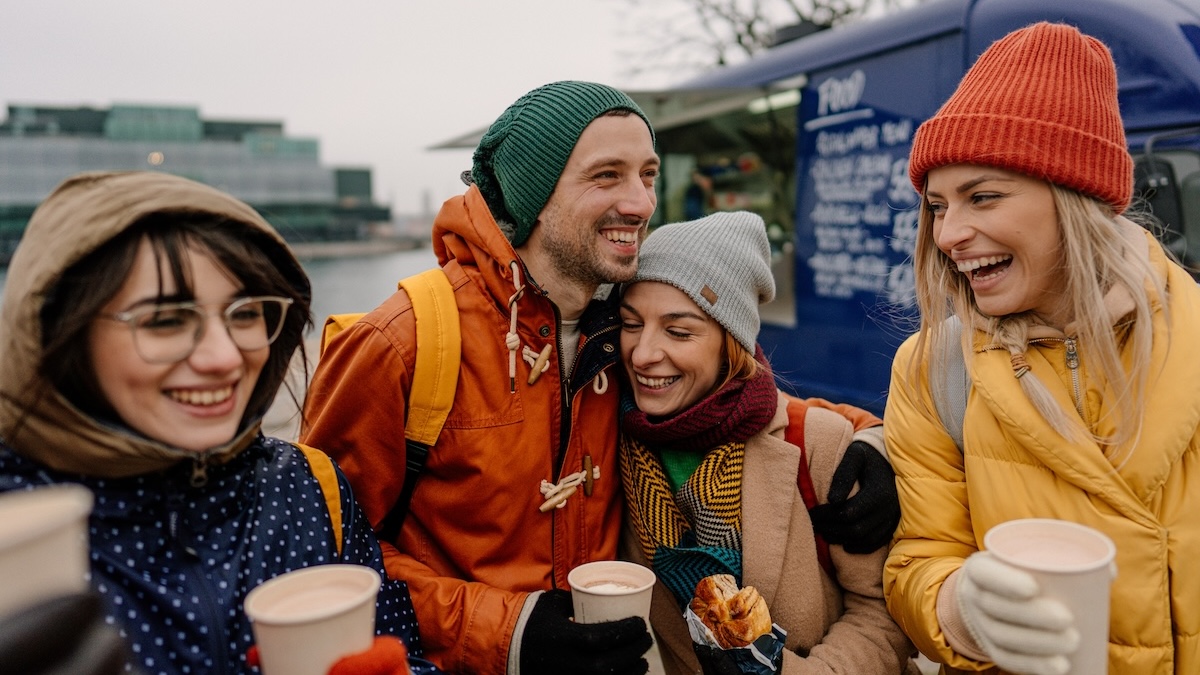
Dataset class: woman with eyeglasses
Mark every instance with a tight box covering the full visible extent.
[0,172,437,674]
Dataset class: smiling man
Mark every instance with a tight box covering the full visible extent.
[302,81,660,675]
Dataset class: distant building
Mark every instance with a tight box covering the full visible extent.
[0,103,391,262]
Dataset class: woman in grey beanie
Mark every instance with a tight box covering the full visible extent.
[616,211,918,674]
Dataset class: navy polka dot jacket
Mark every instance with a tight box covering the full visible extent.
[0,436,441,675]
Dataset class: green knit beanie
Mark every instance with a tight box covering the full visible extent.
[471,81,654,247]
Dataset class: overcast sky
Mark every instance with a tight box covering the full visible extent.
[0,0,673,215]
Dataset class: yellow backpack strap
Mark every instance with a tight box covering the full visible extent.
[398,268,461,445]
[296,443,344,557]
[320,312,365,355]
[375,267,460,542]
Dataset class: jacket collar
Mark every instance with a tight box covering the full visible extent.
[969,228,1200,516]
[432,186,623,395]
[432,185,525,314]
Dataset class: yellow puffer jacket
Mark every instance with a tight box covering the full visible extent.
[883,232,1200,674]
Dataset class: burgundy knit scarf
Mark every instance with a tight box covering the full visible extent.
[621,347,778,449]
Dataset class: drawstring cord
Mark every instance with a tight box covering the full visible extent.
[506,261,525,393]
[504,259,610,395]
[500,259,613,511]
[593,371,608,395]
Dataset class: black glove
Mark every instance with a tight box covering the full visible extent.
[519,589,652,675]
[693,644,743,675]
[0,591,127,675]
[808,440,900,554]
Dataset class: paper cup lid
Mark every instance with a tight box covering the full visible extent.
[245,564,381,625]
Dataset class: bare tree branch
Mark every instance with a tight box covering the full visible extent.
[612,0,924,86]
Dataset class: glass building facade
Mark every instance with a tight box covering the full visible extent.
[0,104,390,262]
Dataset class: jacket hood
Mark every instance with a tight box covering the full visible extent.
[0,171,310,477]
[431,185,529,307]
[432,186,517,271]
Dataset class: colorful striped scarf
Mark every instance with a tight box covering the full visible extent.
[619,354,777,607]
[621,435,746,607]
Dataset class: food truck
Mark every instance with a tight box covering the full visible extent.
[638,0,1200,412]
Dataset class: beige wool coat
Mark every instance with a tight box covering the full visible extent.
[621,392,918,674]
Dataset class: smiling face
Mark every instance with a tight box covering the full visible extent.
[620,281,725,418]
[88,238,268,452]
[925,163,1069,327]
[519,113,659,303]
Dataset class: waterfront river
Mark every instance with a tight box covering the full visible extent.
[300,246,440,331]
[271,246,441,438]
[0,245,441,320]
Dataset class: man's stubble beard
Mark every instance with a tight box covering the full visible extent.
[539,211,645,287]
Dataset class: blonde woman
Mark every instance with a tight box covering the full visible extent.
[883,22,1200,674]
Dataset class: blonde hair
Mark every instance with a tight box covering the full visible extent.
[908,183,1165,460]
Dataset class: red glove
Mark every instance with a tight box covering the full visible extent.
[246,645,260,669]
[327,636,411,675]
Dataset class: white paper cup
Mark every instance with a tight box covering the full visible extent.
[568,560,656,623]
[0,485,93,617]
[984,518,1117,675]
[568,560,666,675]
[244,564,381,675]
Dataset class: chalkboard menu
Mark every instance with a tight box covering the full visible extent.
[796,69,921,310]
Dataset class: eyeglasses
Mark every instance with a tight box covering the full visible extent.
[99,296,294,364]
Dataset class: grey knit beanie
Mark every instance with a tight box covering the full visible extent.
[633,211,775,353]
[471,81,654,247]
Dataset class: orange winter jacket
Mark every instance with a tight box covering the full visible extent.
[301,186,623,675]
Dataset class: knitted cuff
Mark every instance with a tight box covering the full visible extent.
[507,591,542,675]
[851,425,887,459]
[936,569,991,662]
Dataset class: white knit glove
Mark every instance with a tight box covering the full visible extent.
[956,552,1079,675]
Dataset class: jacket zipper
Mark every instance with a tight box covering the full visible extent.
[548,303,618,588]
[190,454,210,488]
[1064,337,1084,419]
[1026,337,1085,418]
[533,299,566,591]
[166,482,229,669]
[191,549,230,668]
[555,318,620,478]
[553,304,571,483]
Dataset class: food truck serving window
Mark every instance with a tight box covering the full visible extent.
[633,86,801,326]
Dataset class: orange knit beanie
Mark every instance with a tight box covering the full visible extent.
[908,22,1133,214]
